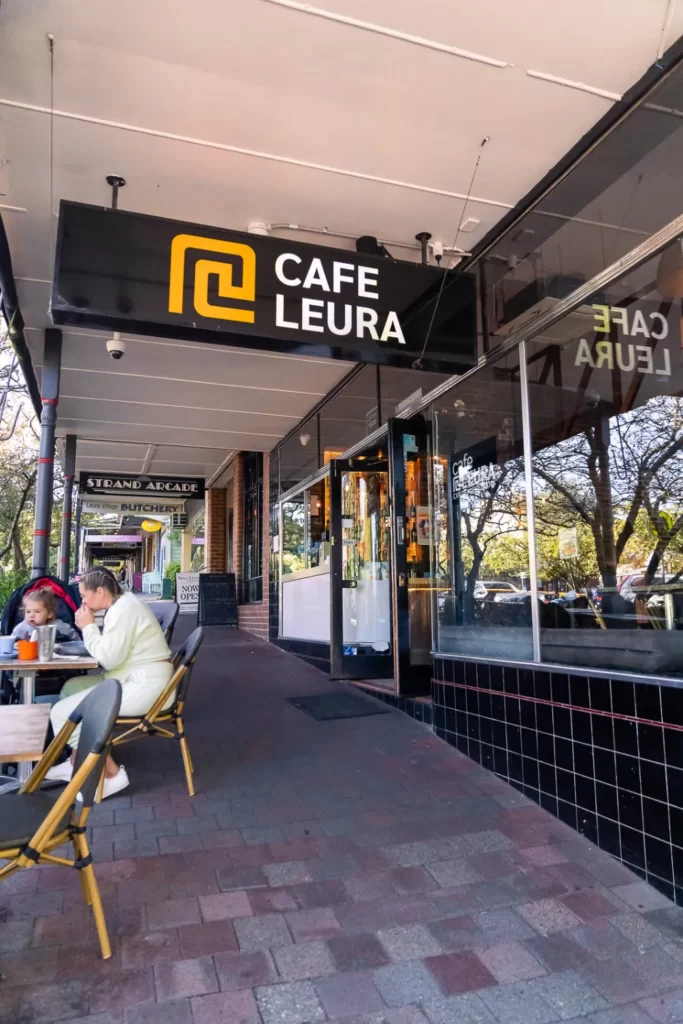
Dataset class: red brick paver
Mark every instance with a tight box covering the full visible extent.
[3,623,683,1022]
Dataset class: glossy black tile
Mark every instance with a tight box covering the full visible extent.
[589,677,612,713]
[523,756,539,790]
[635,683,663,723]
[536,701,554,735]
[555,736,574,773]
[557,799,578,830]
[570,676,589,710]
[533,670,551,702]
[506,697,521,727]
[539,762,557,798]
[573,743,594,780]
[504,665,519,695]
[621,825,646,871]
[593,747,617,786]
[616,753,641,794]
[452,659,465,686]
[597,815,621,858]
[643,797,670,843]
[556,768,576,805]
[538,731,555,766]
[662,687,683,727]
[591,712,615,751]
[572,710,592,746]
[466,687,479,715]
[488,663,503,690]
[641,759,667,803]
[477,662,491,689]
[614,718,639,758]
[575,774,596,814]
[667,765,683,808]
[479,692,492,720]
[464,661,477,688]
[479,717,493,746]
[540,791,559,817]
[521,727,538,761]
[493,746,508,778]
[596,781,618,821]
[553,706,572,740]
[665,728,683,770]
[506,724,522,755]
[520,698,536,731]
[638,723,665,765]
[508,751,523,784]
[613,680,636,718]
[518,668,534,698]
[618,789,643,832]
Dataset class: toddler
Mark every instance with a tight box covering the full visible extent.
[12,587,78,642]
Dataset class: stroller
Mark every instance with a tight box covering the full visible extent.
[0,575,82,704]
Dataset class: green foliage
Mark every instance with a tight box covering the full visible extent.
[164,561,181,584]
[0,567,31,612]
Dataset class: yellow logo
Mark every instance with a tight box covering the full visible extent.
[168,233,256,323]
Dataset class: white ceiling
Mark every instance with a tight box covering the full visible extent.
[1,0,682,479]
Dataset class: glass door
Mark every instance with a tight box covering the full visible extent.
[330,455,393,679]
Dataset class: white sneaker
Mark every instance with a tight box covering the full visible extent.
[100,765,130,800]
[45,760,74,783]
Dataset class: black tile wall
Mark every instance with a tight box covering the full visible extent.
[432,654,683,906]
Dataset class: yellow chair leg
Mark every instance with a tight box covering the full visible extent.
[75,838,93,907]
[179,731,195,797]
[76,834,111,960]
[95,766,106,804]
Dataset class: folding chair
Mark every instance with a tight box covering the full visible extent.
[149,601,180,644]
[0,678,122,960]
[99,627,204,800]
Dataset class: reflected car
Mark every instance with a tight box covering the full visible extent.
[473,580,520,601]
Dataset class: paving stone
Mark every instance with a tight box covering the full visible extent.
[424,993,496,1023]
[611,882,673,913]
[250,888,299,914]
[198,890,252,921]
[523,931,594,972]
[344,873,397,903]
[124,1000,192,1024]
[465,831,515,853]
[120,930,181,968]
[214,949,279,989]
[176,815,219,834]
[217,866,268,890]
[610,912,665,951]
[390,867,440,894]
[293,879,349,908]
[581,957,652,1004]
[328,932,391,972]
[521,846,569,867]
[287,906,343,942]
[477,941,547,984]
[190,989,261,1024]
[154,957,219,1001]
[146,897,201,930]
[569,919,640,960]
[517,898,582,936]
[134,820,179,840]
[377,923,443,961]
[426,951,498,995]
[475,909,537,943]
[374,961,443,1007]
[385,841,454,868]
[0,918,33,953]
[639,988,683,1021]
[177,919,239,958]
[256,980,326,1023]
[583,1009,657,1023]
[479,981,558,1024]
[234,912,293,951]
[533,970,607,1018]
[114,839,161,860]
[315,970,386,1016]
[264,861,315,886]
[273,940,336,981]
[88,969,156,1012]
[427,859,482,888]
[560,890,620,923]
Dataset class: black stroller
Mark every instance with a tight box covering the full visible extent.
[0,575,82,704]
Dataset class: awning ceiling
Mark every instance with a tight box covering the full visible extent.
[2,0,682,480]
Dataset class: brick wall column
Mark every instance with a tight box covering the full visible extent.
[232,454,244,587]
[205,488,227,572]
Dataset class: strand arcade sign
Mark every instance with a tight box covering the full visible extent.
[79,473,205,499]
[51,202,477,372]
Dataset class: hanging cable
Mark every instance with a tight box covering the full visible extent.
[412,136,490,370]
[47,34,55,269]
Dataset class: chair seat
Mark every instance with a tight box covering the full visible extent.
[0,789,71,849]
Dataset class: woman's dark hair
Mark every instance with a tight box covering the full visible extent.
[79,566,122,597]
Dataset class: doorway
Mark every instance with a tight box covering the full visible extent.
[329,417,432,694]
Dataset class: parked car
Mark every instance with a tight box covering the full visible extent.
[473,580,520,601]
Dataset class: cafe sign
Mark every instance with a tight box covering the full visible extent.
[51,201,477,372]
[79,473,205,498]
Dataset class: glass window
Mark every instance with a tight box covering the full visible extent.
[527,241,683,675]
[307,478,331,568]
[243,453,263,599]
[281,495,306,575]
[432,351,531,660]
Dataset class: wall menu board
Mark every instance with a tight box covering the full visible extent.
[198,573,238,626]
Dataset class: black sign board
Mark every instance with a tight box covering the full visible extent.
[52,201,477,373]
[198,573,238,626]
[79,472,205,499]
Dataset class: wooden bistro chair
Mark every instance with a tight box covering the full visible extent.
[99,626,204,800]
[0,678,122,960]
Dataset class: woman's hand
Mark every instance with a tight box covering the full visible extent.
[75,605,95,630]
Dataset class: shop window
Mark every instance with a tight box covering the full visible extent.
[526,243,683,675]
[307,478,330,568]
[242,452,263,603]
[282,495,306,574]
[431,351,531,661]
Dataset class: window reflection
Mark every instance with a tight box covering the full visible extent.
[281,497,306,575]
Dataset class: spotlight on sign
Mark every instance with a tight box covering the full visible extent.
[141,519,162,533]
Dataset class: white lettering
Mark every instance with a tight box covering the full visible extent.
[302,258,330,292]
[358,266,379,300]
[380,311,406,344]
[333,262,355,294]
[630,309,649,337]
[636,345,654,374]
[301,298,325,333]
[327,303,353,336]
[594,340,614,370]
[650,312,669,340]
[356,306,379,340]
[657,348,672,376]
[275,253,302,287]
[615,343,635,372]
[575,338,595,368]
[275,293,299,329]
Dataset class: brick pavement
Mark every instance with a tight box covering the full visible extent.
[2,621,683,1023]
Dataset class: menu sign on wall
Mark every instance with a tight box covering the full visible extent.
[52,202,477,372]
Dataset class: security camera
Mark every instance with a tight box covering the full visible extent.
[105,332,126,360]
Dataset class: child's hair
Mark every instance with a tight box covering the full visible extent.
[23,586,57,618]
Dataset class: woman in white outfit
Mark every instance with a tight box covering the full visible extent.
[47,567,173,799]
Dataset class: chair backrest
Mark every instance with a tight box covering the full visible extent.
[149,601,179,643]
[171,626,204,707]
[71,678,122,808]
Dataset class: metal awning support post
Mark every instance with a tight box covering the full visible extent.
[73,493,82,576]
[31,329,61,578]
[59,434,76,582]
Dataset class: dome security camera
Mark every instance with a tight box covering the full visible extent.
[106,332,126,360]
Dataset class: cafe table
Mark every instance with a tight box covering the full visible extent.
[0,654,98,782]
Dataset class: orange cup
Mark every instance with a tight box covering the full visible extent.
[17,639,38,661]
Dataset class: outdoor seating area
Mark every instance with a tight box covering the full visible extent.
[2,619,683,1023]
